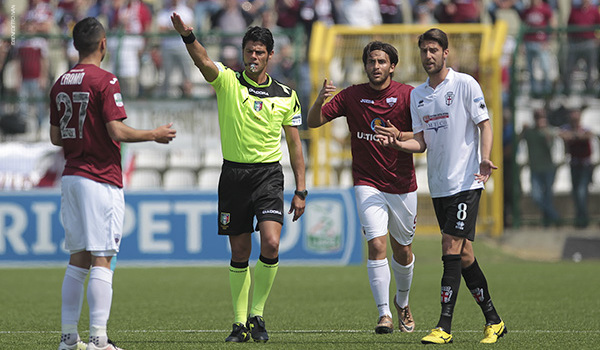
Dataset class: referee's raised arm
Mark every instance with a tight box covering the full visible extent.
[171,12,218,82]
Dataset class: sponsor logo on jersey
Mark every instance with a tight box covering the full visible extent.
[360,98,375,104]
[423,113,449,132]
[479,103,486,110]
[292,113,302,126]
[386,97,397,107]
[417,100,424,108]
[474,96,484,103]
[113,93,124,107]
[249,87,269,96]
[357,131,378,141]
[60,72,85,85]
[220,212,231,226]
[370,117,386,131]
[262,209,282,215]
[445,91,455,106]
[441,286,453,303]
[110,77,118,85]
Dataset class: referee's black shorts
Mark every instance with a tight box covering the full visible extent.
[432,189,482,241]
[217,160,284,235]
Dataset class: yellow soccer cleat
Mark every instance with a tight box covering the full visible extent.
[421,327,453,344]
[480,320,507,344]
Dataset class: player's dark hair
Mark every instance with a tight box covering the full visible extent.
[73,17,105,57]
[242,26,274,53]
[418,28,449,51]
[362,41,399,67]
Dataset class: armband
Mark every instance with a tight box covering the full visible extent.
[181,32,196,44]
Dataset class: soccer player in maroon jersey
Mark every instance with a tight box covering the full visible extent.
[50,17,176,350]
[307,41,417,335]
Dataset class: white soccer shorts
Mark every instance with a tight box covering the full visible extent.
[354,185,417,246]
[61,175,124,256]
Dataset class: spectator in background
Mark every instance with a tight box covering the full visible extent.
[412,0,439,24]
[520,108,561,227]
[379,0,404,23]
[520,0,555,98]
[562,0,600,97]
[298,0,336,40]
[194,0,222,32]
[157,0,194,97]
[211,0,254,47]
[435,0,482,23]
[18,0,53,134]
[342,0,382,26]
[488,0,523,23]
[275,0,301,29]
[107,0,152,98]
[559,107,594,228]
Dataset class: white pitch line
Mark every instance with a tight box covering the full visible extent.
[2,329,600,334]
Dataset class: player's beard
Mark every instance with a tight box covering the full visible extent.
[423,59,444,75]
[367,70,390,87]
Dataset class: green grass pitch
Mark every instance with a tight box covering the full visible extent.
[1,236,599,349]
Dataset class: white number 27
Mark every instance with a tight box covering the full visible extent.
[56,91,90,139]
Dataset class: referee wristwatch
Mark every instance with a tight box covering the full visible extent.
[294,189,308,200]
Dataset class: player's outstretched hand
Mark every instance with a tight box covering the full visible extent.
[374,120,400,148]
[171,12,192,36]
[154,122,177,144]
[288,196,305,222]
[475,159,498,183]
[316,78,336,105]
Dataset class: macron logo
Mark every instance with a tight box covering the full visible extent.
[110,77,118,85]
[360,99,375,104]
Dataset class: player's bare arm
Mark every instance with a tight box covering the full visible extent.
[106,120,177,144]
[475,119,498,183]
[50,125,63,147]
[171,12,218,82]
[307,78,336,128]
[283,125,306,221]
[374,122,426,153]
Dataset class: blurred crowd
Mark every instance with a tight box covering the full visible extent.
[0,0,599,133]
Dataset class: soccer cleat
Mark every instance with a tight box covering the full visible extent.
[480,320,507,344]
[225,322,251,343]
[246,315,269,342]
[375,315,394,334]
[58,340,87,350]
[394,297,415,333]
[421,327,453,344]
[87,339,124,350]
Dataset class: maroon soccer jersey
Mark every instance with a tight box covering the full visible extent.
[50,64,128,187]
[322,81,417,194]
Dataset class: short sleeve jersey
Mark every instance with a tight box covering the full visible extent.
[322,81,417,194]
[49,64,127,187]
[209,62,302,164]
[410,68,489,198]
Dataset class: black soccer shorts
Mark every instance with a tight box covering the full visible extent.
[217,160,284,235]
[432,189,482,241]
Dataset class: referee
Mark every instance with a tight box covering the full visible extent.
[172,13,307,343]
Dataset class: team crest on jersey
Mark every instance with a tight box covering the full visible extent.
[445,91,455,106]
[370,117,386,131]
[254,101,263,112]
[220,212,231,226]
[386,97,397,107]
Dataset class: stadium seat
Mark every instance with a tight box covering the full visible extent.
[128,169,162,189]
[197,167,221,189]
[168,148,203,171]
[132,148,168,172]
[163,169,197,189]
